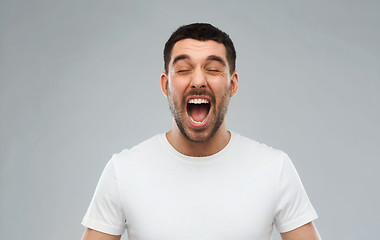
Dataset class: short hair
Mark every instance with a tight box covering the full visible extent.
[163,23,236,75]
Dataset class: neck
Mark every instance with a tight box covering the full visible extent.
[166,121,231,157]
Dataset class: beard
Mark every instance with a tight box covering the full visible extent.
[167,86,231,143]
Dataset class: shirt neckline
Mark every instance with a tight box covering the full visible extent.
[159,131,238,163]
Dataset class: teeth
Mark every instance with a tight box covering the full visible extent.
[190,116,207,124]
[188,98,209,104]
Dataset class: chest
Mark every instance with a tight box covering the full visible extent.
[119,160,278,240]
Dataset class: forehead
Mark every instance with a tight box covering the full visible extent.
[170,39,227,63]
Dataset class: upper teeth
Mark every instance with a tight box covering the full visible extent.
[188,98,209,104]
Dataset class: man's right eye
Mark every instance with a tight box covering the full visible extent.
[177,70,190,73]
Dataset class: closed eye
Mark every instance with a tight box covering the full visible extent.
[206,69,222,73]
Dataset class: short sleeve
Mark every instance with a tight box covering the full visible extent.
[81,157,126,235]
[273,153,318,233]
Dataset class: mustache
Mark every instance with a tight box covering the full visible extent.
[184,89,215,100]
[183,89,216,106]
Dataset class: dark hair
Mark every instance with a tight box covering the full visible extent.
[164,23,236,75]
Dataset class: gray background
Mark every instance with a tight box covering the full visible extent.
[1,0,379,239]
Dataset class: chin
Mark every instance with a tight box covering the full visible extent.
[186,134,211,143]
[182,126,218,143]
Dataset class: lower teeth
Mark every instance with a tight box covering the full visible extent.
[190,116,207,124]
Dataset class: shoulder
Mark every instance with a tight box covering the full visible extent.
[233,132,287,161]
[108,133,164,166]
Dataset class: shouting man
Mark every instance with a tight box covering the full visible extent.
[81,23,321,240]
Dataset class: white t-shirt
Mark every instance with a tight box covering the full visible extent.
[82,132,318,239]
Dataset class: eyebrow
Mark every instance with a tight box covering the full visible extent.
[206,55,227,67]
[171,54,227,68]
[172,54,190,66]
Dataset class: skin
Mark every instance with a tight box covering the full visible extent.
[81,38,321,240]
[281,222,322,240]
[81,228,121,240]
[160,39,238,157]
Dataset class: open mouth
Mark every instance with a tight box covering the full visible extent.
[186,98,211,126]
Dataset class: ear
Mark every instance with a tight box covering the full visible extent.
[160,72,169,97]
[230,71,239,97]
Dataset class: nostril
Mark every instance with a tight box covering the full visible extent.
[191,84,206,89]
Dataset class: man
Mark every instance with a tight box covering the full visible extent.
[81,23,321,240]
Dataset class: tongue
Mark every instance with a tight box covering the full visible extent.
[190,104,209,122]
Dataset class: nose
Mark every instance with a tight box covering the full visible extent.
[190,68,207,89]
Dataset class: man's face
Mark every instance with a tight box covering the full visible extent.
[161,39,238,142]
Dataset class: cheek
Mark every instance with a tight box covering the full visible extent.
[169,79,188,95]
[209,79,230,96]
